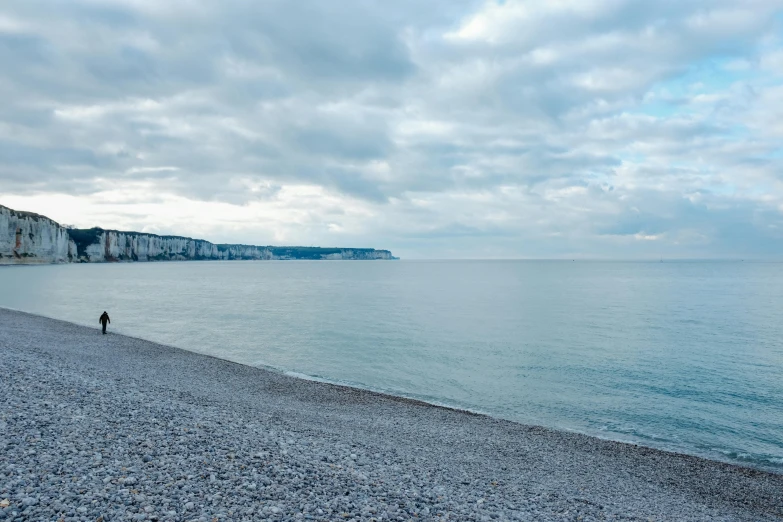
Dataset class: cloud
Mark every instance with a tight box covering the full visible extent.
[1,0,783,257]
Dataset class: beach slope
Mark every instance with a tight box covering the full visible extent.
[0,308,780,521]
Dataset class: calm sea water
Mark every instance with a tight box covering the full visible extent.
[1,260,781,471]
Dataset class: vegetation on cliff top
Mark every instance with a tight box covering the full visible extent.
[66,228,102,257]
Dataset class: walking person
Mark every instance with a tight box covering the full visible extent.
[99,311,111,335]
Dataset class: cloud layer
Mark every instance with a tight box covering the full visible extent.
[2,0,783,257]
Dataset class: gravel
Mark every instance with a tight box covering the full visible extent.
[1,307,781,521]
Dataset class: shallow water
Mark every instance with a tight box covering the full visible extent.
[1,260,781,470]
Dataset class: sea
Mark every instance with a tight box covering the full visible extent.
[1,260,781,471]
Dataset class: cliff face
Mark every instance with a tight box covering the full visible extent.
[0,206,76,264]
[0,205,395,264]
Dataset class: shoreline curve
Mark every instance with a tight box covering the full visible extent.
[2,306,782,520]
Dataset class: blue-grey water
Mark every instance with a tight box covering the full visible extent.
[1,260,781,471]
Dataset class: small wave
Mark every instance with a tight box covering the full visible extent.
[283,370,335,384]
[711,448,783,469]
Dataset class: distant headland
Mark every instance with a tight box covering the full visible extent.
[0,204,396,264]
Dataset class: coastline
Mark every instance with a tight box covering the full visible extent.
[1,308,781,521]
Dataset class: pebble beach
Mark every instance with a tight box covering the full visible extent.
[1,308,781,521]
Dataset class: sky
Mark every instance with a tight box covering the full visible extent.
[2,0,783,259]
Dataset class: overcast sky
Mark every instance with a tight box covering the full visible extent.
[2,1,783,258]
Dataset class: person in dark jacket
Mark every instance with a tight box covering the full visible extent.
[99,311,111,334]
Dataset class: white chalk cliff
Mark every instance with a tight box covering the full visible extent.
[0,205,75,264]
[0,205,395,264]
